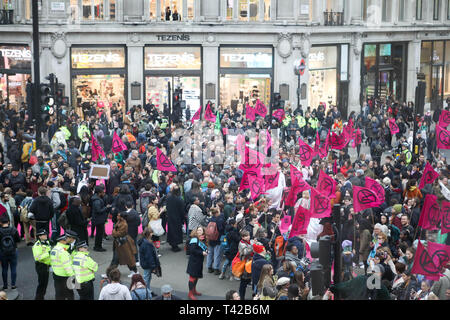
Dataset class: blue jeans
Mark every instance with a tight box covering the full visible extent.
[143,269,153,294]
[0,250,18,288]
[221,258,231,274]
[51,211,61,242]
[206,244,223,270]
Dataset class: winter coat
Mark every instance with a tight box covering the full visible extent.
[138,238,160,270]
[121,209,141,240]
[187,204,205,232]
[224,225,240,261]
[431,269,450,300]
[29,196,55,222]
[130,285,152,301]
[99,283,132,300]
[166,194,185,246]
[112,219,137,267]
[112,192,134,223]
[186,237,207,278]
[66,203,87,238]
[90,194,109,226]
[359,229,372,262]
[251,253,271,288]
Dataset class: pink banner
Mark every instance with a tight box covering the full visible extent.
[245,103,256,121]
[352,186,383,213]
[263,171,280,192]
[410,241,441,281]
[279,215,292,234]
[204,103,216,122]
[419,162,440,189]
[289,205,311,238]
[248,174,265,200]
[317,170,337,199]
[418,194,441,231]
[328,132,348,150]
[272,109,285,122]
[441,201,450,234]
[191,105,201,123]
[365,176,385,204]
[436,125,450,149]
[298,138,316,167]
[156,147,177,172]
[439,109,450,128]
[389,118,400,135]
[309,187,331,218]
[255,99,268,118]
[112,131,128,153]
[91,135,105,162]
[427,241,450,272]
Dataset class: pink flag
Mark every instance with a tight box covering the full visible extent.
[289,205,311,238]
[245,103,256,121]
[333,159,338,175]
[204,103,216,122]
[279,215,292,234]
[355,128,362,145]
[437,125,450,149]
[298,138,316,167]
[248,174,265,200]
[264,130,272,155]
[272,109,285,122]
[156,147,177,172]
[290,164,311,192]
[91,135,105,162]
[418,194,442,231]
[365,177,385,204]
[243,146,265,166]
[239,172,250,192]
[441,201,450,234]
[263,171,279,192]
[353,186,383,213]
[191,105,201,123]
[254,99,268,118]
[310,187,331,218]
[112,131,128,153]
[410,241,441,281]
[342,123,354,142]
[439,109,450,128]
[389,118,400,135]
[329,132,348,150]
[318,134,329,158]
[317,170,337,199]
[427,241,450,272]
[419,162,440,189]
[236,134,246,161]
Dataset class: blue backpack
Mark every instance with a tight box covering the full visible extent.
[220,233,230,252]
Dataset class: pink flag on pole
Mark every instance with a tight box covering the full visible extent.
[418,194,442,231]
[255,99,268,118]
[419,162,440,189]
[318,134,329,158]
[263,171,279,192]
[279,215,292,234]
[204,103,216,122]
[298,138,316,167]
[272,109,285,122]
[329,132,348,150]
[264,130,272,154]
[112,131,128,153]
[389,118,400,135]
[248,174,265,200]
[289,205,311,238]
[353,186,383,213]
[246,103,256,121]
[427,241,450,272]
[191,105,201,123]
[290,164,310,191]
[441,201,450,234]
[309,187,332,218]
[317,170,337,199]
[410,241,441,281]
[437,125,450,149]
[91,135,105,162]
[439,109,450,128]
[333,159,338,175]
[365,176,385,204]
[239,172,250,192]
[156,147,177,172]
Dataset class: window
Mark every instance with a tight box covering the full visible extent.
[434,0,441,20]
[399,0,405,21]
[276,0,294,19]
[382,0,391,22]
[362,0,369,21]
[226,0,233,20]
[161,0,186,21]
[416,0,422,20]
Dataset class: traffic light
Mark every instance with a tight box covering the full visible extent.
[40,82,54,124]
[172,88,183,124]
[273,92,284,110]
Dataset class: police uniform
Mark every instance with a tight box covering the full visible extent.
[32,230,52,300]
[50,231,78,300]
[72,241,98,300]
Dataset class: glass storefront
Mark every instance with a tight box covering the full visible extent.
[144,46,202,116]
[151,0,195,21]
[420,40,450,110]
[71,46,126,116]
[219,46,273,112]
[308,45,338,110]
[361,42,407,103]
[0,45,31,109]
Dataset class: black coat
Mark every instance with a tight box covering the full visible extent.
[112,192,134,223]
[29,196,54,222]
[224,225,240,261]
[251,253,271,287]
[166,194,185,246]
[91,194,109,225]
[121,209,141,240]
[186,237,206,278]
[66,203,87,241]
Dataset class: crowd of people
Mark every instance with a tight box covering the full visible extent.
[0,94,449,301]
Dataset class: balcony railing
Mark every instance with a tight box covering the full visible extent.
[324,11,344,26]
[0,9,14,24]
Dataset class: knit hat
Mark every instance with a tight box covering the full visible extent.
[393,204,403,214]
[253,243,265,254]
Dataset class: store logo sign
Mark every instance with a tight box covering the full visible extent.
[156,34,190,41]
[146,53,199,68]
[222,53,270,63]
[72,53,121,64]
[0,48,32,61]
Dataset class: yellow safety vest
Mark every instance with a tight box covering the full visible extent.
[72,251,98,284]
[32,240,51,265]
[403,149,412,165]
[296,115,306,128]
[50,243,74,277]
[282,115,292,127]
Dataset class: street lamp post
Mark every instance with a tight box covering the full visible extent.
[294,59,306,112]
[32,0,41,148]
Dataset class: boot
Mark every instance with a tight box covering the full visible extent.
[188,290,197,300]
[193,286,202,296]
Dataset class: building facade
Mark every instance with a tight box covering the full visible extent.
[1,0,450,117]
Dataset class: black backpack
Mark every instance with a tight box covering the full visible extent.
[0,227,16,256]
[56,191,68,211]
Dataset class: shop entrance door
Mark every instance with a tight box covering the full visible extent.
[145,75,201,120]
[431,65,443,110]
[378,69,393,99]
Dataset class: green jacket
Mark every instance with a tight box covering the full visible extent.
[32,240,52,265]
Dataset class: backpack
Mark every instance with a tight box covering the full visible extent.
[140,192,152,214]
[205,221,219,241]
[220,233,230,252]
[58,211,71,230]
[0,227,16,256]
[20,200,32,223]
[274,235,287,258]
[141,211,150,230]
[53,191,68,212]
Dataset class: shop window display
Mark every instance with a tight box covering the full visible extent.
[159,0,190,21]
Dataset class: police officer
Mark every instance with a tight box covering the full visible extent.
[401,143,412,165]
[50,230,78,300]
[72,241,98,300]
[32,229,52,300]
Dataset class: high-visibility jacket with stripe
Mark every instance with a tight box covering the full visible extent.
[72,251,98,284]
[50,243,74,277]
[32,240,51,265]
[403,149,412,165]
[296,115,306,128]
